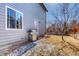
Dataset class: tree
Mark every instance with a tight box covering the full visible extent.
[52,3,79,41]
[70,19,79,38]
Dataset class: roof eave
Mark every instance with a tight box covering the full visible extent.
[39,3,48,12]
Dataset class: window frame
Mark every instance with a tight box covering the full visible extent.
[5,6,23,30]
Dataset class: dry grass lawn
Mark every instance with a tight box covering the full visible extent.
[23,35,79,56]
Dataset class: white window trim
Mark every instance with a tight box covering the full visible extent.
[5,6,24,30]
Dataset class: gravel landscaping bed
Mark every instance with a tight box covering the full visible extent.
[7,42,36,56]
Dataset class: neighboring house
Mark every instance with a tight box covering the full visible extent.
[0,3,47,47]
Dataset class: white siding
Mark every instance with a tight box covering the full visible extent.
[0,3,46,46]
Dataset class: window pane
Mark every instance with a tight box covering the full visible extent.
[7,8,10,28]
[16,12,22,29]
[20,15,22,29]
[7,8,16,28]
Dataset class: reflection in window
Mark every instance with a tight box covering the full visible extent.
[16,12,22,29]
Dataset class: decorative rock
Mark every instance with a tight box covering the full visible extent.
[7,42,36,56]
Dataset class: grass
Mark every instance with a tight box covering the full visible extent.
[23,35,79,56]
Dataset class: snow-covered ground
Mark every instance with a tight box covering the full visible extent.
[22,40,56,56]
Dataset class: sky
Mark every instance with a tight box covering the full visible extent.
[44,3,59,27]
[44,3,79,27]
[44,3,62,28]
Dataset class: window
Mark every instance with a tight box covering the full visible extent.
[6,6,23,30]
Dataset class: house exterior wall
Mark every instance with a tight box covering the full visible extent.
[0,3,46,46]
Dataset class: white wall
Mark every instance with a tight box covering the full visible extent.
[0,3,46,46]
